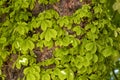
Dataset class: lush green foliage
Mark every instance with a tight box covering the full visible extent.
[0,0,120,80]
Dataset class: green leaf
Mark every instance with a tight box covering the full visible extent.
[113,1,120,13]
[41,20,52,31]
[102,47,113,57]
[19,57,28,66]
[0,51,9,61]
[0,37,6,44]
[16,26,25,35]
[30,0,35,10]
[45,29,57,41]
[85,42,94,51]
[37,40,44,48]
[34,72,40,80]
[93,54,98,63]
[16,61,21,69]
[12,38,23,50]
[83,59,90,67]
[73,26,81,35]
[71,38,80,47]
[23,67,30,74]
[26,74,36,80]
[41,73,50,80]
[40,31,46,40]
[44,11,52,19]
[41,21,48,31]
[21,1,29,8]
[67,68,74,80]
[44,40,53,48]
[54,48,68,57]
[79,67,87,74]
[100,0,106,3]
[111,50,120,62]
[28,39,34,49]
[54,68,67,80]
[57,17,69,27]
[85,52,93,61]
[89,74,98,80]
[19,39,34,53]
[75,56,84,69]
[60,70,67,80]
[33,65,40,73]
[94,5,102,14]
[91,26,97,33]
[62,36,71,46]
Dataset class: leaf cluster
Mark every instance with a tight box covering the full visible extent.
[0,0,120,80]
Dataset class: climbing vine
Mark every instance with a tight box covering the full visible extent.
[0,0,120,80]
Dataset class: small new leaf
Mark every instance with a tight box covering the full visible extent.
[45,29,57,41]
[102,47,113,57]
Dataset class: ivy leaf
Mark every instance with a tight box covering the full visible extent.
[16,26,25,35]
[59,70,67,80]
[43,40,53,48]
[85,42,94,51]
[94,5,102,14]
[21,39,34,52]
[91,26,97,33]
[62,36,71,46]
[53,68,67,80]
[41,21,47,31]
[12,38,23,50]
[34,72,40,80]
[85,52,93,61]
[26,74,36,80]
[83,59,90,67]
[41,73,50,80]
[71,38,80,47]
[0,37,6,44]
[37,40,44,48]
[111,50,120,63]
[44,11,52,19]
[93,54,98,63]
[45,29,57,41]
[19,57,28,66]
[33,65,40,73]
[67,68,74,80]
[73,26,81,35]
[21,1,29,8]
[0,51,9,61]
[89,74,98,80]
[30,0,35,10]
[100,0,106,3]
[102,47,113,57]
[57,17,69,27]
[75,56,84,69]
[27,39,35,50]
[40,31,46,40]
[41,20,52,31]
